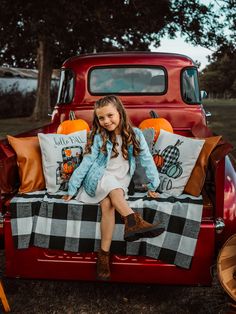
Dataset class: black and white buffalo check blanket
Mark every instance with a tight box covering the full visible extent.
[10,191,203,269]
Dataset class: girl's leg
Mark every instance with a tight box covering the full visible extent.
[96,196,115,281]
[108,188,133,216]
[100,196,115,252]
[109,188,164,242]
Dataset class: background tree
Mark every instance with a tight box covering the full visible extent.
[199,0,236,98]
[199,46,236,98]
[0,0,221,120]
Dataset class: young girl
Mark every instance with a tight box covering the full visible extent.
[63,95,164,281]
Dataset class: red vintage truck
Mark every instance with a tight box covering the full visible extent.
[0,52,235,285]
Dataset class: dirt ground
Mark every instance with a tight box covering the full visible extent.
[0,103,236,313]
[0,262,232,314]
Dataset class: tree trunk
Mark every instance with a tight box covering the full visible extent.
[32,38,52,121]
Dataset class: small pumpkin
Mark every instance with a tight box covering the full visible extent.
[153,154,164,168]
[139,111,173,142]
[57,111,90,134]
[64,149,72,157]
[166,163,183,179]
[63,162,74,174]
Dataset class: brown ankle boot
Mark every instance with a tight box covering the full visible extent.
[124,212,165,242]
[96,249,111,281]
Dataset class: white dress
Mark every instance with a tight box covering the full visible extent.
[75,135,131,203]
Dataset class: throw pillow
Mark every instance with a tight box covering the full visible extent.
[153,130,205,196]
[142,128,156,153]
[7,135,45,193]
[184,135,222,196]
[132,128,155,191]
[38,131,87,193]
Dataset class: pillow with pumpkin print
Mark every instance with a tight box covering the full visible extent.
[153,130,205,196]
[38,130,87,193]
[132,128,155,192]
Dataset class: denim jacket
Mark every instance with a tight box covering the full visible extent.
[68,127,160,197]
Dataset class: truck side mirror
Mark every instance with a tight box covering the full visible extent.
[200,90,208,100]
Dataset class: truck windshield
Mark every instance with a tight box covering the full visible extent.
[181,68,201,104]
[57,69,74,104]
[89,66,166,94]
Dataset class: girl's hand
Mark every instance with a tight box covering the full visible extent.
[147,190,159,198]
[62,195,73,201]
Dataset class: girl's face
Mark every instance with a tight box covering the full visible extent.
[96,103,121,134]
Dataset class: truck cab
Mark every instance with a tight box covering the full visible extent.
[52,52,206,133]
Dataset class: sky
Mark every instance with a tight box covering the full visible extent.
[151,35,213,70]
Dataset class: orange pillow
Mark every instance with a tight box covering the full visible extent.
[184,135,222,196]
[7,135,45,193]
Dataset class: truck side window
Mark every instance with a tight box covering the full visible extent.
[57,69,74,104]
[89,67,167,95]
[181,68,201,104]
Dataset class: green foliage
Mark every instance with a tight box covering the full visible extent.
[0,0,220,68]
[215,0,236,48]
[0,85,58,118]
[200,49,236,98]
[0,87,36,118]
[0,0,222,118]
[169,0,221,48]
[199,1,236,98]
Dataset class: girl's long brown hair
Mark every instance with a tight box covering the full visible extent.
[85,95,141,159]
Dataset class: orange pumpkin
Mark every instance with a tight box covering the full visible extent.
[139,111,173,142]
[64,149,72,157]
[57,111,90,134]
[153,154,164,168]
[63,162,74,174]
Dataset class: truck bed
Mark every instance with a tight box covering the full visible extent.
[4,192,215,285]
[0,121,230,285]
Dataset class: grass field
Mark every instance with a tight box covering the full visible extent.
[203,98,236,106]
[203,99,236,154]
